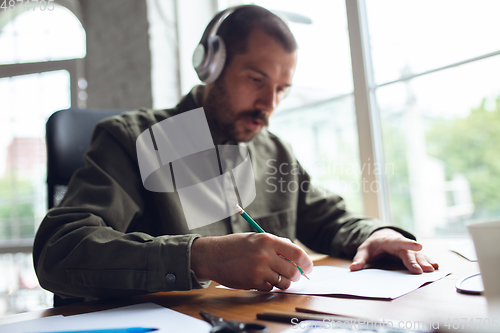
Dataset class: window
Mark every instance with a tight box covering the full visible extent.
[0,3,85,314]
[220,0,364,213]
[0,4,85,65]
[365,0,500,236]
[219,1,500,237]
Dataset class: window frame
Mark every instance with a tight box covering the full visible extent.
[0,59,85,107]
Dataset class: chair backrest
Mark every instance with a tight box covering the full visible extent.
[45,108,125,307]
[46,108,125,208]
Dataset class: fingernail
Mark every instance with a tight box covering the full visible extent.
[351,261,358,265]
[412,263,420,268]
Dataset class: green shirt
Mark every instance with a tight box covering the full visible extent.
[33,87,414,301]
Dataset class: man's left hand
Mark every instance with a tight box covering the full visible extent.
[349,228,439,274]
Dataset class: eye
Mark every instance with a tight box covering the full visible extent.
[249,76,262,83]
[277,86,290,97]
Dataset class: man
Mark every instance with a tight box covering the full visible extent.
[34,5,438,302]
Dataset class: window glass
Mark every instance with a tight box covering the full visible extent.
[0,253,52,315]
[377,55,500,236]
[0,5,86,65]
[269,96,363,213]
[220,1,362,211]
[0,70,70,241]
[366,0,500,84]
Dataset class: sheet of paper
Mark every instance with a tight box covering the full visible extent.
[273,266,450,299]
[0,303,211,333]
[0,316,64,333]
[449,238,478,261]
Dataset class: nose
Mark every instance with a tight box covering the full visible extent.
[255,85,277,114]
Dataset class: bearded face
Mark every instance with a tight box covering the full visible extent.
[201,29,296,143]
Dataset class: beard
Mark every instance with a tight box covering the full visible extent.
[203,78,269,142]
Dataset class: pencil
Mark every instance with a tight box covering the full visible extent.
[233,203,310,280]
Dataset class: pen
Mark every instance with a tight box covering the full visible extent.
[234,203,309,280]
[29,328,158,333]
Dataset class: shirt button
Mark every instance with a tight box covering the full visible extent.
[165,273,176,284]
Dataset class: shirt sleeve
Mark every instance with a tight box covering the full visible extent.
[294,162,415,258]
[33,116,209,300]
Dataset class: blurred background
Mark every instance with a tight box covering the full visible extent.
[0,0,499,315]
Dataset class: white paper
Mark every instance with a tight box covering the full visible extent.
[274,266,450,299]
[449,238,478,261]
[0,303,211,333]
[0,316,64,333]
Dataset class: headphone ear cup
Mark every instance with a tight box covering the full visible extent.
[203,35,227,84]
[193,42,210,82]
[193,35,227,84]
[192,43,207,72]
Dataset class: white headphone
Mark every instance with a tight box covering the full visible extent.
[192,8,236,84]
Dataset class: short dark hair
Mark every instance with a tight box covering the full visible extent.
[200,5,297,69]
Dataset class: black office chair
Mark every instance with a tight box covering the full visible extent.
[45,108,125,306]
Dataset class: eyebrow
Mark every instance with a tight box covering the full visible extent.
[246,66,292,87]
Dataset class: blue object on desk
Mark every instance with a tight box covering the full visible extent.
[30,327,158,333]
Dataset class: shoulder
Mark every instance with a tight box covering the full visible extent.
[85,108,176,160]
[97,108,173,137]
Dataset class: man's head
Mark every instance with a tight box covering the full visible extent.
[199,5,298,142]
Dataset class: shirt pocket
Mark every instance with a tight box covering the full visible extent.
[254,207,296,239]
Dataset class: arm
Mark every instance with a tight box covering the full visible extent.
[34,116,203,299]
[294,162,438,273]
[293,162,407,257]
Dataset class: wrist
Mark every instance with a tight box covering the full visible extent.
[190,237,214,280]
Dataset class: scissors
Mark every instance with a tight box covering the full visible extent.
[200,310,269,333]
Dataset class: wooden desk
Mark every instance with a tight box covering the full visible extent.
[0,238,488,332]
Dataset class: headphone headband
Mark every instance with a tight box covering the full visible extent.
[208,8,235,39]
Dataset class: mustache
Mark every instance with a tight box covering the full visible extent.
[237,110,270,127]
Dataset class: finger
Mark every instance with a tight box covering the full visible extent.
[256,281,274,292]
[426,256,439,270]
[272,272,292,291]
[254,269,275,292]
[350,247,369,271]
[272,254,303,282]
[273,238,313,274]
[424,255,439,270]
[278,236,294,243]
[388,238,423,254]
[399,250,423,274]
[415,253,435,272]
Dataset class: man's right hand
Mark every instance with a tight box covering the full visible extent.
[190,233,313,291]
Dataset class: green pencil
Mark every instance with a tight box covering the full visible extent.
[234,203,310,280]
